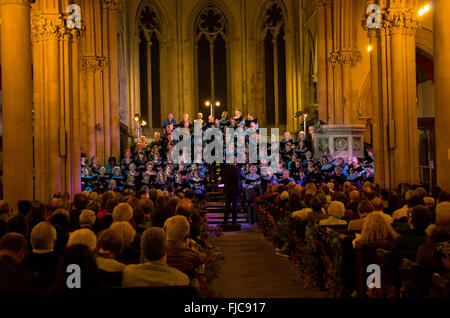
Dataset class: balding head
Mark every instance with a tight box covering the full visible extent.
[349,190,360,202]
[371,197,384,211]
[176,199,194,218]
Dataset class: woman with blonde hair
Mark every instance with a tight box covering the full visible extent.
[357,211,399,249]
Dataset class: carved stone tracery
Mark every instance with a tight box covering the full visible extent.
[81,56,108,72]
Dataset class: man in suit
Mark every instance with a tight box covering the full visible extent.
[221,158,242,225]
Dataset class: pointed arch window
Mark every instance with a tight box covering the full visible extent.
[195,6,228,117]
[262,2,286,125]
[139,5,161,129]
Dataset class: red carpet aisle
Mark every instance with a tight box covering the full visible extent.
[208,225,326,298]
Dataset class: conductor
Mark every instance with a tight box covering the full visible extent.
[221,158,242,225]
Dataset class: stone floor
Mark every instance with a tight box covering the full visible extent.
[208,224,326,298]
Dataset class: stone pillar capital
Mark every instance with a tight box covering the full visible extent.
[31,14,85,42]
[382,9,420,35]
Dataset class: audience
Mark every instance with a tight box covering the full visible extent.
[121,227,190,287]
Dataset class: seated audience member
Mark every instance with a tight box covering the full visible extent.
[96,229,126,287]
[23,221,59,289]
[70,193,89,231]
[112,202,134,223]
[0,233,35,293]
[355,211,399,251]
[0,201,10,223]
[95,198,119,232]
[292,191,314,220]
[17,200,32,217]
[347,190,360,214]
[164,215,206,279]
[122,227,190,287]
[79,209,97,233]
[68,228,97,252]
[109,221,140,265]
[7,215,28,236]
[319,201,347,226]
[306,197,327,223]
[392,190,415,220]
[426,201,450,237]
[50,244,100,296]
[347,200,373,231]
[392,205,432,258]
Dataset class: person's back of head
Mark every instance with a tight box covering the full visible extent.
[349,190,360,202]
[127,197,141,210]
[73,193,89,211]
[328,201,345,219]
[97,228,124,259]
[0,233,28,263]
[17,200,32,217]
[112,203,133,222]
[59,244,99,293]
[435,201,450,227]
[8,215,27,236]
[79,209,96,227]
[164,215,190,243]
[106,198,119,214]
[414,187,427,200]
[358,200,374,217]
[48,198,63,213]
[148,189,158,203]
[310,198,323,213]
[362,187,376,201]
[141,227,168,262]
[423,196,435,208]
[140,199,154,215]
[332,191,347,205]
[407,195,424,208]
[86,200,100,214]
[109,221,136,245]
[30,221,56,252]
[68,228,97,251]
[0,200,10,219]
[175,199,194,218]
[405,189,415,202]
[371,197,384,211]
[410,205,432,232]
[50,212,70,233]
[133,207,145,227]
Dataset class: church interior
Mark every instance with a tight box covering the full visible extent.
[0,0,449,302]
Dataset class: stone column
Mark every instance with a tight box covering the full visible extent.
[434,0,450,190]
[103,0,122,159]
[31,3,85,201]
[0,0,34,205]
[313,0,330,123]
[364,3,420,188]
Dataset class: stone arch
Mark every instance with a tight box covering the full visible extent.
[186,0,236,41]
[135,0,169,42]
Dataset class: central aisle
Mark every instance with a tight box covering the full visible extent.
[208,224,326,298]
